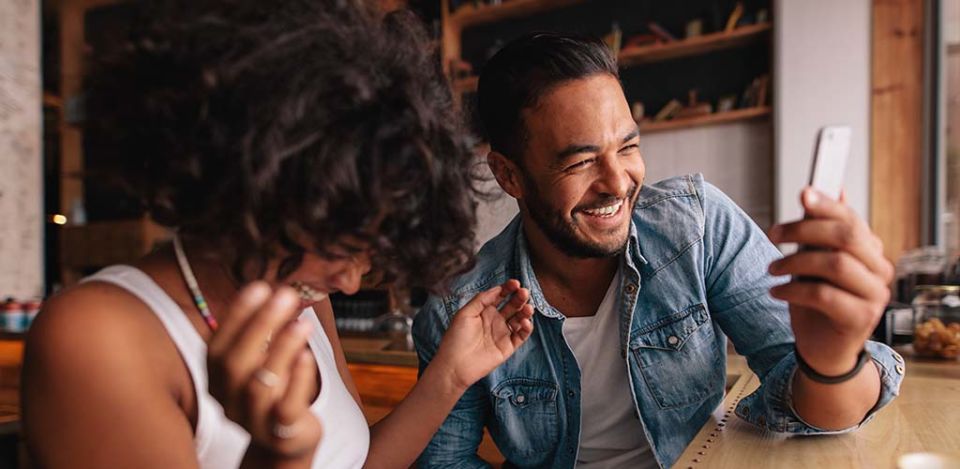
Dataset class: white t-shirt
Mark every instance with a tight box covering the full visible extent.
[562,268,657,469]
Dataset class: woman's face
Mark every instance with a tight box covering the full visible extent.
[269,247,372,309]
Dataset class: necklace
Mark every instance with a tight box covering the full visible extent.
[173,234,220,331]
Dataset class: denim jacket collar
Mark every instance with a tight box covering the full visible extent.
[513,217,648,321]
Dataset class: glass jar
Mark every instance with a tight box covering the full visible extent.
[912,285,960,359]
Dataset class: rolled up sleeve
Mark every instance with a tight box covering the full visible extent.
[698,179,903,434]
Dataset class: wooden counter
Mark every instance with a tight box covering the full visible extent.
[0,339,22,445]
[340,335,418,368]
[6,333,959,468]
[674,352,960,469]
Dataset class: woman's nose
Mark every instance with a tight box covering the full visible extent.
[330,255,370,295]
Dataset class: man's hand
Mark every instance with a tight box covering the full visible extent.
[767,188,894,376]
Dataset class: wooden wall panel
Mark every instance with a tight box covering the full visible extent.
[871,0,925,262]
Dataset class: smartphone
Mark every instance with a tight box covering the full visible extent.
[808,125,852,202]
[796,126,852,257]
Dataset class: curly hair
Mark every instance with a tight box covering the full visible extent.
[84,0,479,290]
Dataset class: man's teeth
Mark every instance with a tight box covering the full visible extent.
[291,282,327,302]
[583,200,623,217]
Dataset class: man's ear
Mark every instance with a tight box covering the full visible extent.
[487,151,525,200]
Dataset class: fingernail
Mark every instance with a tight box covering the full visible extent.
[273,288,299,311]
[246,281,272,302]
[804,189,819,207]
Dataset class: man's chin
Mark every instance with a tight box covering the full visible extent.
[563,232,629,258]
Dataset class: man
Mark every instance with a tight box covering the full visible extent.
[413,32,902,469]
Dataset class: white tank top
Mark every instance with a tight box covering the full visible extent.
[83,265,370,469]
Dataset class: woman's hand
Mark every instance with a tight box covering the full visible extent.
[207,282,323,461]
[433,279,535,391]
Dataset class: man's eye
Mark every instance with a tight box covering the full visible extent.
[565,158,594,171]
[619,144,640,154]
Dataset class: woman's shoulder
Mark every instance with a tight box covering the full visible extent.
[32,276,160,344]
[21,278,202,467]
[23,274,183,391]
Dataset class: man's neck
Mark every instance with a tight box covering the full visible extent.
[521,217,620,318]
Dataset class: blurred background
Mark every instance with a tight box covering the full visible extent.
[0,0,958,466]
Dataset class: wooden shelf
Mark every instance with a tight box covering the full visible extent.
[639,106,771,134]
[619,23,772,68]
[449,0,587,29]
[450,23,772,95]
[457,109,769,151]
[60,218,171,268]
[42,92,63,109]
[59,217,172,285]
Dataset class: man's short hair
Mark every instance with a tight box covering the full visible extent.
[477,32,619,161]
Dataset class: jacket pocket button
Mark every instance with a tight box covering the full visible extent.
[667,335,680,346]
[516,394,526,404]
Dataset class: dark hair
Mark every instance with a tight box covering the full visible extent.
[85,0,479,290]
[477,32,619,161]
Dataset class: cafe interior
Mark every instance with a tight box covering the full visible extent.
[1,0,959,467]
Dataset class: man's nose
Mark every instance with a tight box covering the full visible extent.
[594,155,630,198]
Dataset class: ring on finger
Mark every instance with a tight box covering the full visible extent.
[272,421,299,439]
[254,368,281,388]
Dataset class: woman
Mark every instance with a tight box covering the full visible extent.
[21,1,534,467]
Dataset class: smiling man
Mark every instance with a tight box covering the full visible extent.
[413,32,904,469]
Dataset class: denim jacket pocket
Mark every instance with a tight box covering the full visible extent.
[630,304,725,409]
[490,378,560,457]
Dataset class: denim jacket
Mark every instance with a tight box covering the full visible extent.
[413,174,904,469]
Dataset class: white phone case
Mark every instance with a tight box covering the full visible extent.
[809,126,852,201]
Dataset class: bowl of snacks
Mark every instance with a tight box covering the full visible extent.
[912,285,960,359]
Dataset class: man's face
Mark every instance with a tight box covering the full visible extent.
[512,74,645,258]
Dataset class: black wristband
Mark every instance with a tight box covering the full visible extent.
[795,346,870,385]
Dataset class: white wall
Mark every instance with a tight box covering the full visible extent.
[473,157,518,249]
[641,120,774,228]
[0,0,44,298]
[773,0,872,223]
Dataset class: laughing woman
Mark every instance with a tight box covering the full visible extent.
[21,1,533,468]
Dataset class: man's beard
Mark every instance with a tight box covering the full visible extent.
[522,172,637,259]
